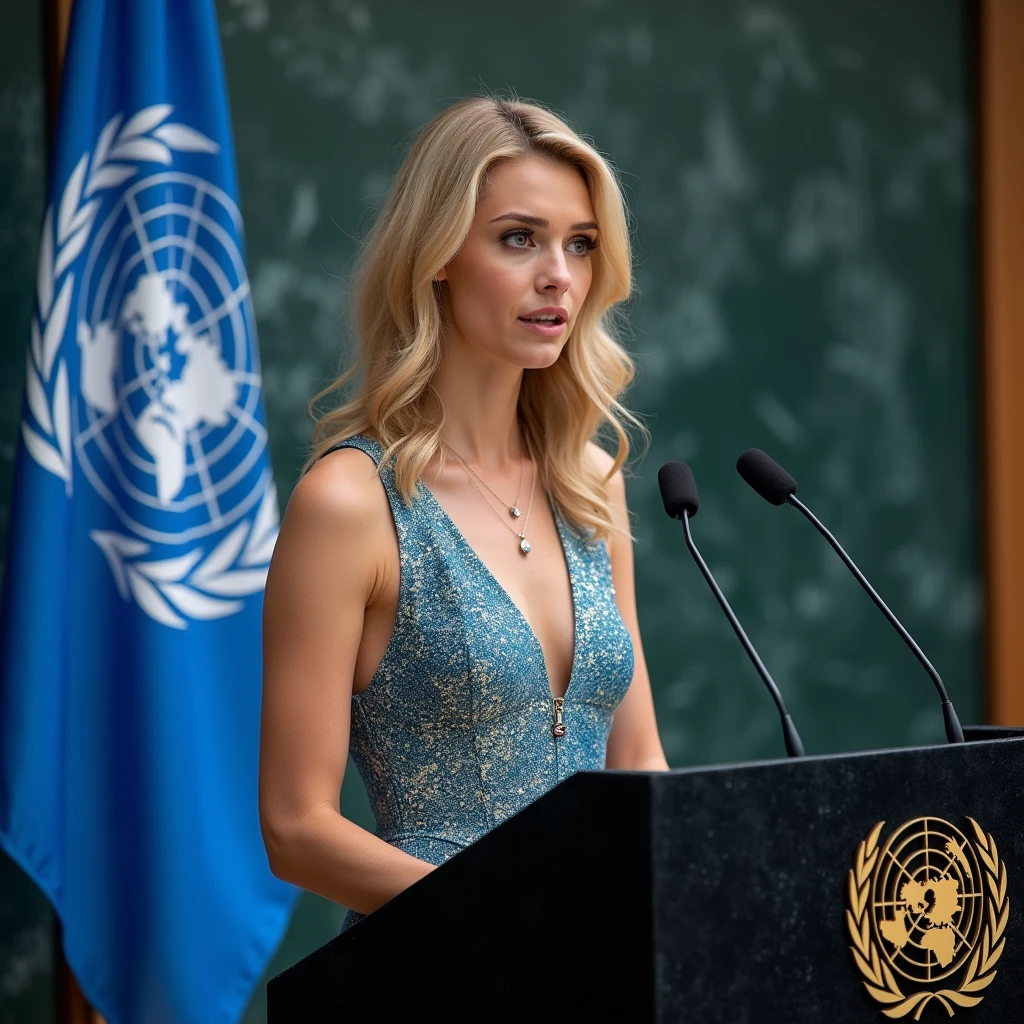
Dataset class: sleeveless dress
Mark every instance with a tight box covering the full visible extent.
[324,434,635,933]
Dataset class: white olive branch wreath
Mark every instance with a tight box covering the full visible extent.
[22,104,218,494]
[90,483,279,630]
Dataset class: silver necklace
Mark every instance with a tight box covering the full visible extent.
[445,441,525,519]
[442,441,537,554]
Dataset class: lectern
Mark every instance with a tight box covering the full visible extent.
[268,728,1022,1022]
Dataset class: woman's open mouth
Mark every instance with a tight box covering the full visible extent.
[517,310,567,337]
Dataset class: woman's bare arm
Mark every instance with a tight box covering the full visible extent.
[258,448,435,916]
[587,443,670,772]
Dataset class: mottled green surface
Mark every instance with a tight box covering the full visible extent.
[0,1,979,1021]
[0,6,57,1024]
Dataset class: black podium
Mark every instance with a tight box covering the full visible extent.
[268,728,1023,1023]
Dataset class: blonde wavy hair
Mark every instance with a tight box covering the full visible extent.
[303,95,648,542]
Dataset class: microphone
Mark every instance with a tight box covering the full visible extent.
[736,448,965,744]
[658,461,805,758]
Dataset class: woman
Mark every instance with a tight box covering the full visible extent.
[258,96,668,934]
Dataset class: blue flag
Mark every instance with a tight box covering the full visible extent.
[0,1,299,1020]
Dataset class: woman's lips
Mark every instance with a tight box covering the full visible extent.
[517,317,566,337]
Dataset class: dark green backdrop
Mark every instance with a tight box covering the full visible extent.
[0,2,978,1021]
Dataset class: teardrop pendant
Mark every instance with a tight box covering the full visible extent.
[519,536,531,554]
[511,506,521,518]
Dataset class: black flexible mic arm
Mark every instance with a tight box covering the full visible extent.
[786,494,964,744]
[679,510,805,758]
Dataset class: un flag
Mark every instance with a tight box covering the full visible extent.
[0,1,299,1020]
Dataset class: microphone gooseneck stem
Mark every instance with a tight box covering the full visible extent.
[786,494,964,744]
[680,511,805,758]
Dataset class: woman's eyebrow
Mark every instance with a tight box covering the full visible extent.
[489,212,599,231]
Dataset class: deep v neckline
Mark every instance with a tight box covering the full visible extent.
[417,479,580,703]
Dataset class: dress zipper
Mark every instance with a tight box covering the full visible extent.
[552,696,566,737]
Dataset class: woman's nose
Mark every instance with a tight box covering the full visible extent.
[536,251,572,293]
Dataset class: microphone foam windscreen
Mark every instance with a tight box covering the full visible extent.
[658,461,700,519]
[736,448,798,505]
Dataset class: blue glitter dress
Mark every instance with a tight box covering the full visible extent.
[325,434,635,932]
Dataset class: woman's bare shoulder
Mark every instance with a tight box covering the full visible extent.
[288,446,387,525]
[584,440,630,550]
[585,440,624,495]
[585,440,616,477]
[274,446,392,582]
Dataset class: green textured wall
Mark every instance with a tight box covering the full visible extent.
[0,2,978,1021]
[0,5,57,1022]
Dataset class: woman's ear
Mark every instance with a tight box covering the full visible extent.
[433,268,447,283]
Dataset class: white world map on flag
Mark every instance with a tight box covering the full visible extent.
[81,272,238,503]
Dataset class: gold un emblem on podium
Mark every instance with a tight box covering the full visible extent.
[847,817,1009,1019]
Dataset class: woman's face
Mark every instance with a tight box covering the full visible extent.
[435,153,599,370]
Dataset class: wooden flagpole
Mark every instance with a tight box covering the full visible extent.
[980,0,1024,727]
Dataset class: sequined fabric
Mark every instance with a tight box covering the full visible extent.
[325,435,635,932]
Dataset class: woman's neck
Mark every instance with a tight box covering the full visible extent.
[430,353,526,472]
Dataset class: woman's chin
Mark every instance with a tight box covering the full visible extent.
[456,332,565,371]
[517,345,564,370]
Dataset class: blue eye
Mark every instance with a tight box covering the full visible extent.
[500,229,532,248]
[568,235,599,256]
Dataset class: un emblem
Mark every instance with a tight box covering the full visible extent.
[847,817,1010,1018]
[22,105,277,628]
